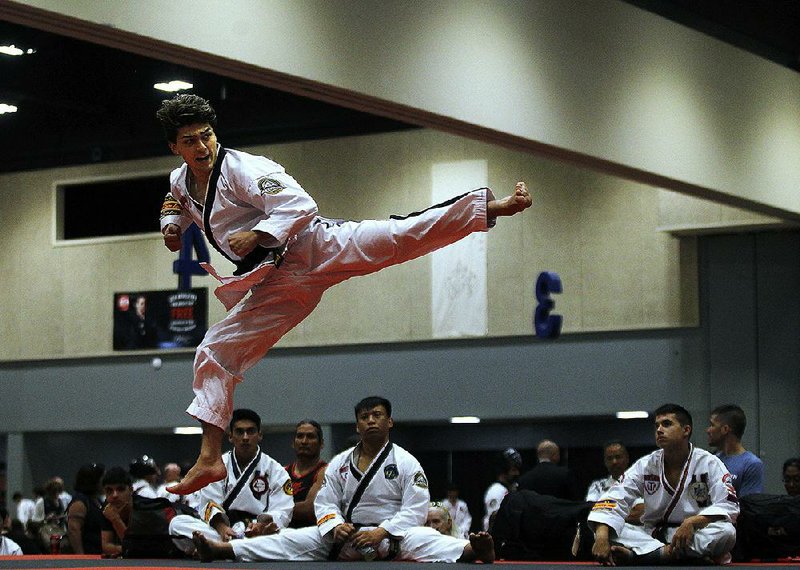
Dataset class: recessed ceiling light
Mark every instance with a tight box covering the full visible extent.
[616,410,649,419]
[154,80,193,93]
[450,416,481,424]
[0,45,23,56]
[0,104,18,115]
[173,426,203,435]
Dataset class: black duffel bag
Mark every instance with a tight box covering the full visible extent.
[490,490,594,561]
[737,493,800,561]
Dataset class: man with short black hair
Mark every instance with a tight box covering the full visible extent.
[155,94,534,496]
[706,404,764,497]
[589,404,739,565]
[285,419,327,528]
[169,408,293,550]
[191,396,495,563]
[100,467,134,558]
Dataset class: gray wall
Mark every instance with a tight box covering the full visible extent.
[2,231,799,500]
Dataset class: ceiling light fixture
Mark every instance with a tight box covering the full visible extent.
[154,80,193,93]
[173,426,203,435]
[450,416,481,424]
[0,45,23,56]
[0,104,18,114]
[616,410,649,419]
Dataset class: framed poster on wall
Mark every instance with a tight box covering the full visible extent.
[113,289,207,350]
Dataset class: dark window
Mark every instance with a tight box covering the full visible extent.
[60,175,170,239]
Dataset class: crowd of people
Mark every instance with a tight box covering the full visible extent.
[1,401,796,563]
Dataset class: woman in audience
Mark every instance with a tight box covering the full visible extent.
[66,463,105,554]
[783,457,800,496]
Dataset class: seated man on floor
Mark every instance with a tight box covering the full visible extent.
[284,419,327,528]
[169,408,293,552]
[589,404,738,566]
[192,396,494,563]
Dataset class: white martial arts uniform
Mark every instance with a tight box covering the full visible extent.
[228,441,470,562]
[483,481,510,531]
[169,447,293,545]
[441,498,472,539]
[588,445,738,561]
[0,536,22,556]
[160,146,495,431]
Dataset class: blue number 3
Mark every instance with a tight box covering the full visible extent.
[534,271,562,339]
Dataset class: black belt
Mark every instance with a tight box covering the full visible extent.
[233,245,285,276]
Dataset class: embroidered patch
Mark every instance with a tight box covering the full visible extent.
[257,176,286,196]
[644,474,660,495]
[250,473,268,500]
[384,464,398,480]
[317,513,336,526]
[160,192,182,218]
[591,500,617,511]
[413,471,428,489]
[283,479,294,495]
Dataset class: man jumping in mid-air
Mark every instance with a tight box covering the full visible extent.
[157,94,532,495]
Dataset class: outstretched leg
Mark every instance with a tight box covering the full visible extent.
[458,532,495,564]
[166,422,226,495]
[193,531,235,562]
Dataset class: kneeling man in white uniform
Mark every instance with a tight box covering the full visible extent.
[589,403,738,566]
[193,396,494,563]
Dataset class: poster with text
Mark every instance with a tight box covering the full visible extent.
[113,289,207,350]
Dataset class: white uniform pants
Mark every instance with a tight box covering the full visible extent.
[169,514,228,555]
[188,189,492,429]
[231,525,468,563]
[614,521,736,560]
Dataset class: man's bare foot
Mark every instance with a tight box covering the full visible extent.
[192,531,235,562]
[610,544,635,564]
[167,457,226,495]
[487,181,532,217]
[460,531,495,564]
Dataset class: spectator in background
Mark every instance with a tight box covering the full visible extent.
[426,501,462,538]
[100,467,134,558]
[706,404,764,497]
[441,483,472,539]
[0,507,23,556]
[11,492,36,528]
[5,518,41,554]
[518,439,580,500]
[586,441,643,524]
[483,447,522,531]
[66,463,106,554]
[157,463,183,503]
[54,476,73,513]
[784,458,800,496]
[129,455,161,499]
[32,478,66,527]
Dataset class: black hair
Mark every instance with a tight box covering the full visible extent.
[102,466,132,488]
[156,93,217,143]
[295,419,323,442]
[783,457,800,473]
[495,447,523,474]
[710,404,746,439]
[603,440,628,453]
[354,396,392,419]
[653,403,693,436]
[74,463,105,495]
[230,408,262,432]
[129,455,158,478]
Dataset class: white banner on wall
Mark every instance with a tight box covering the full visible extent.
[431,160,488,338]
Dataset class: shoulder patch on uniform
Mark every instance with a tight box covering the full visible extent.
[257,176,286,196]
[413,471,428,489]
[317,513,336,526]
[384,464,398,480]
[591,500,617,511]
[283,479,294,495]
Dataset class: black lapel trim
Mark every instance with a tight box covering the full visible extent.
[201,147,235,264]
[345,442,393,522]
[222,450,261,512]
